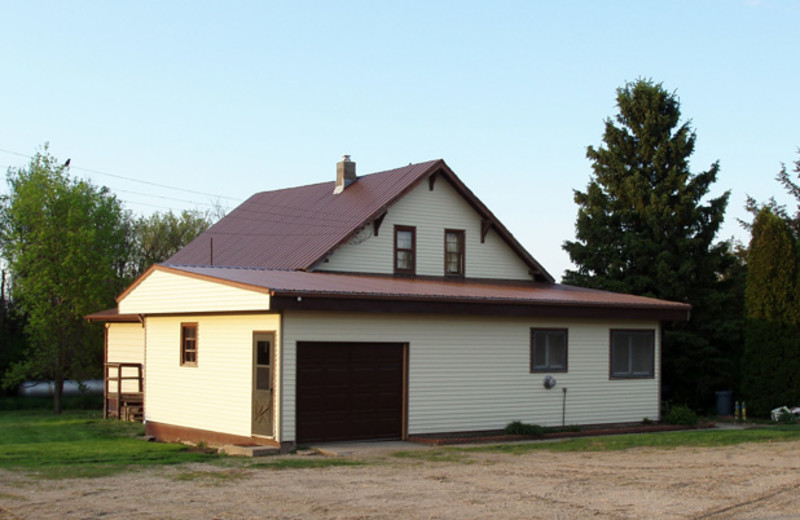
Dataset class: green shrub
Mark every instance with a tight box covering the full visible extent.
[504,420,545,436]
[664,404,698,426]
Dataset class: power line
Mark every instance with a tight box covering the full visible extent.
[122,199,190,211]
[0,147,242,202]
[109,186,221,208]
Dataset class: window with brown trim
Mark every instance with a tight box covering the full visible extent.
[444,229,465,276]
[530,328,568,372]
[394,225,416,275]
[610,329,654,378]
[181,323,198,366]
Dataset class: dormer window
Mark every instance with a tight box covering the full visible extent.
[445,230,465,276]
[394,226,416,275]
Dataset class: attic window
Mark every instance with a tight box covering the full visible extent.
[444,229,465,276]
[394,226,416,275]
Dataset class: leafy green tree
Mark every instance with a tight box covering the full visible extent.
[131,210,212,278]
[0,269,28,396]
[742,208,799,415]
[0,147,131,413]
[563,79,740,408]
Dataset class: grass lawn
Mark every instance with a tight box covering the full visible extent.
[0,410,218,479]
[461,426,800,455]
[392,425,800,460]
[5,409,800,479]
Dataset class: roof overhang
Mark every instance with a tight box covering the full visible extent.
[269,293,690,321]
[96,265,691,322]
[85,308,142,323]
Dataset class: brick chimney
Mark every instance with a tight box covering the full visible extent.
[333,155,356,194]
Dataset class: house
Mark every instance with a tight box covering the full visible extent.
[87,157,690,450]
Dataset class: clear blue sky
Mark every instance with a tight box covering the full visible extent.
[1,1,797,281]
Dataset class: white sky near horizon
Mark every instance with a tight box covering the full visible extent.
[1,1,798,282]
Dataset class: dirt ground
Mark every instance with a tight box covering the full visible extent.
[2,440,800,520]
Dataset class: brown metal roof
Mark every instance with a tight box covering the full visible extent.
[168,161,441,270]
[85,307,141,323]
[160,264,690,320]
[166,159,554,282]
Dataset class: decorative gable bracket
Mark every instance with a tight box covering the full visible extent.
[480,219,493,244]
[373,211,388,236]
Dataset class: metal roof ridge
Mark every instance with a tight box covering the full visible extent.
[163,263,296,272]
[246,159,442,197]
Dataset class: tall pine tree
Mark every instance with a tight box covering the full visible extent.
[563,79,740,409]
[742,208,798,415]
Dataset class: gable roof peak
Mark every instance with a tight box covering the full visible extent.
[165,158,553,282]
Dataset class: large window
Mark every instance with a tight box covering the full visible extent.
[181,323,198,366]
[444,229,465,276]
[530,329,568,372]
[610,329,655,378]
[394,225,416,275]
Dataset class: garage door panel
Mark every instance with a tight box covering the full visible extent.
[297,342,405,443]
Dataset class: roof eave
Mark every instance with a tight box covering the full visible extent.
[270,293,691,321]
[84,308,142,323]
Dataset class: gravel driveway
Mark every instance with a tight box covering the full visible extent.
[1,440,799,519]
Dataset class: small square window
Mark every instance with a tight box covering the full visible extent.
[610,330,654,378]
[181,323,198,366]
[531,329,568,373]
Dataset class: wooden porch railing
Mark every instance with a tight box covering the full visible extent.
[104,362,143,421]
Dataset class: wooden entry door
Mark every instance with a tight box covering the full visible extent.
[252,332,274,436]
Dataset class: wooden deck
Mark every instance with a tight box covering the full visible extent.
[105,363,143,422]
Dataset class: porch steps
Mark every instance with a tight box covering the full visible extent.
[219,444,281,457]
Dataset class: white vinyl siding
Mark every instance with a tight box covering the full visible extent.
[106,323,145,393]
[317,178,532,280]
[281,311,660,441]
[119,269,270,315]
[144,314,281,439]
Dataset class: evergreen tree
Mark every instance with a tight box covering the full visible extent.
[740,151,800,415]
[563,79,739,408]
[776,150,800,238]
[742,208,799,415]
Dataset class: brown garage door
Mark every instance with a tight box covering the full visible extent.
[296,342,405,443]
